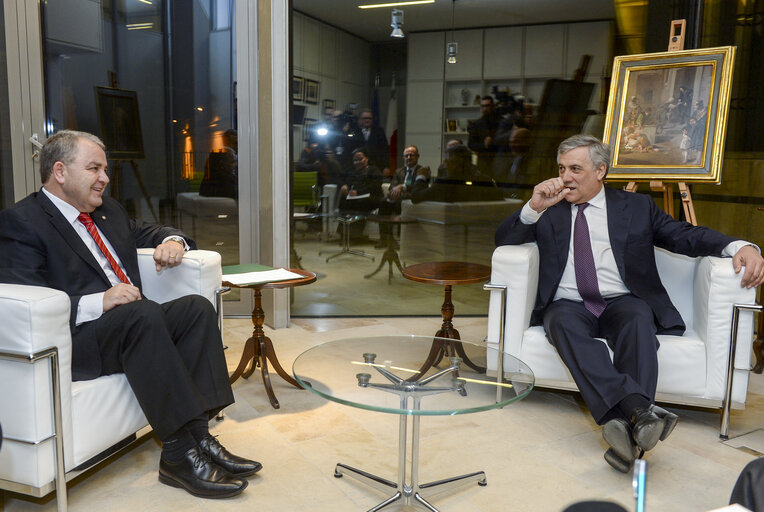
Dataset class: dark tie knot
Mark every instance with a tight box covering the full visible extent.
[577,202,590,215]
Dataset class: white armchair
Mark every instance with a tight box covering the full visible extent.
[0,249,222,511]
[485,243,758,437]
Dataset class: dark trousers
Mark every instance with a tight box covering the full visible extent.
[377,198,402,238]
[542,295,659,425]
[74,295,234,439]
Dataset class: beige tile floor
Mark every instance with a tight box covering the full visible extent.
[2,316,762,512]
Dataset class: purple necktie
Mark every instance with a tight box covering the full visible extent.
[574,203,607,317]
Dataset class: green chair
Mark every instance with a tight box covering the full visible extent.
[292,170,318,211]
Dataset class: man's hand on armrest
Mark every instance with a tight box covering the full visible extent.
[732,245,764,289]
[153,238,187,271]
[103,283,142,312]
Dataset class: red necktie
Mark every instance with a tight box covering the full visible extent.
[77,213,131,284]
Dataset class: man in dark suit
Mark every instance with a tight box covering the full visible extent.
[495,134,764,473]
[376,145,430,247]
[0,131,261,498]
[468,96,501,176]
[352,108,389,176]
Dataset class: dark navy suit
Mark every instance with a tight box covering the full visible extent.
[0,192,234,438]
[495,186,736,422]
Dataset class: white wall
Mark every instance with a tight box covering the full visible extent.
[292,12,371,159]
[406,21,613,169]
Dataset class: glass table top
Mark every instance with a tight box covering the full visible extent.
[292,335,534,415]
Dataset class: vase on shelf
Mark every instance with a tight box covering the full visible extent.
[460,89,470,106]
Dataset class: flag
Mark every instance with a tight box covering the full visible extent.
[372,73,380,127]
[386,76,398,173]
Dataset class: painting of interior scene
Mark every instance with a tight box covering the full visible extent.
[614,63,713,167]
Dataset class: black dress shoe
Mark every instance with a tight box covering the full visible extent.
[604,448,632,473]
[630,408,664,452]
[159,446,247,498]
[650,404,679,441]
[199,434,263,477]
[602,418,640,463]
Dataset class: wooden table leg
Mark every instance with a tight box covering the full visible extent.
[229,289,303,409]
[229,336,255,384]
[436,285,485,373]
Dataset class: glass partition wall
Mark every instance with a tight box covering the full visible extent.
[289,5,614,316]
[289,0,764,318]
[38,0,244,307]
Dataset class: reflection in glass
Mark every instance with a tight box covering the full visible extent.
[40,0,239,269]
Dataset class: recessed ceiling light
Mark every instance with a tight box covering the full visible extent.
[126,22,153,30]
[359,1,434,9]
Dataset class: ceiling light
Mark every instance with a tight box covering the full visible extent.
[126,22,153,30]
[359,0,433,9]
[446,0,457,64]
[390,9,404,38]
[447,42,458,64]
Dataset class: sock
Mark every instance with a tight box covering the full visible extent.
[617,394,651,421]
[185,414,210,443]
[161,429,197,463]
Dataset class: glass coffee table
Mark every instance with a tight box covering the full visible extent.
[292,335,534,512]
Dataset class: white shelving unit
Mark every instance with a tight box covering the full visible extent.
[405,21,612,169]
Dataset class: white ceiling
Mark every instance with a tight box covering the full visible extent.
[293,0,616,43]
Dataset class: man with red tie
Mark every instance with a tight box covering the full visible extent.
[495,134,764,472]
[0,130,259,498]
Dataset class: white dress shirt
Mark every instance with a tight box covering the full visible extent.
[42,188,130,324]
[42,188,188,325]
[519,186,753,304]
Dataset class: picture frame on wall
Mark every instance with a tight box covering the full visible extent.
[303,118,317,142]
[305,79,319,105]
[94,86,145,160]
[322,98,335,111]
[292,76,304,102]
[446,119,459,132]
[602,46,735,183]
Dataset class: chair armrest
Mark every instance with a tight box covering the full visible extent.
[0,284,75,468]
[137,249,222,307]
[693,256,756,398]
[486,243,539,356]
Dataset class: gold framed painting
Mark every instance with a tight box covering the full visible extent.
[602,46,735,183]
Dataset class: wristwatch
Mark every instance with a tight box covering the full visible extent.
[165,235,188,251]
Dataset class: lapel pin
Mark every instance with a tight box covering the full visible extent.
[101,216,107,220]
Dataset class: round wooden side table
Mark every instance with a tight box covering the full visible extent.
[402,261,491,374]
[225,269,317,408]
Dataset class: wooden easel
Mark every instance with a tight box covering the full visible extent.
[112,159,159,223]
[625,20,698,226]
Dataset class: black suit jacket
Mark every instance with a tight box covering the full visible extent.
[494,186,737,334]
[0,191,194,377]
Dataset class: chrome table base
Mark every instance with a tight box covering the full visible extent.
[333,355,487,512]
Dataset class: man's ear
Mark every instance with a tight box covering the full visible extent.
[52,161,66,184]
[596,164,607,181]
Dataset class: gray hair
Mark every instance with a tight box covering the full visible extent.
[39,130,105,183]
[557,134,610,176]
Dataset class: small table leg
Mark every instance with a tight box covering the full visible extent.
[334,395,486,511]
[364,236,405,283]
[436,285,484,373]
[229,289,303,408]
